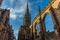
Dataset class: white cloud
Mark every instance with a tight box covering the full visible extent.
[10,13,17,20]
[10,8,17,20]
[14,7,24,13]
[10,6,25,20]
[14,30,18,34]
[1,0,29,20]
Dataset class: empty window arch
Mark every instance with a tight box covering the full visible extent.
[35,23,40,32]
[44,14,54,32]
[35,23,40,36]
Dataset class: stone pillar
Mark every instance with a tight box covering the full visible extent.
[50,6,60,40]
[39,15,46,40]
[33,24,36,40]
[31,25,34,40]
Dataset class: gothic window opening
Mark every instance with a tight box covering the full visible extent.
[35,23,40,38]
[44,14,54,32]
[35,23,40,33]
[44,14,55,39]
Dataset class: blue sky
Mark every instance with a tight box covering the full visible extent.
[1,0,54,39]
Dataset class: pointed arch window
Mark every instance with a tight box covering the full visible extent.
[44,14,54,32]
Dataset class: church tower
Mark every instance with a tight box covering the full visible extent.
[24,3,31,27]
[18,3,31,40]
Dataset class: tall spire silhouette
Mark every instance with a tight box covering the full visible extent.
[38,5,41,13]
[24,2,31,27]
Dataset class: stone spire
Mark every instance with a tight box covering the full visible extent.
[38,5,41,13]
[25,3,29,16]
[24,3,31,27]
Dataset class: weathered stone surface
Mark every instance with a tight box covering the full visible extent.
[0,9,15,40]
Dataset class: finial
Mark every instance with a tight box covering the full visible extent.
[38,5,41,13]
[25,1,29,15]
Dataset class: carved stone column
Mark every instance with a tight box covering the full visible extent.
[39,15,46,40]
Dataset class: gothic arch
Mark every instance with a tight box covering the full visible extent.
[43,12,50,21]
[33,21,41,40]
[43,13,54,32]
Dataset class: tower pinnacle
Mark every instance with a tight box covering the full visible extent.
[38,5,41,13]
[24,3,31,27]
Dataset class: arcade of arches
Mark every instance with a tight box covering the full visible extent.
[30,0,60,40]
